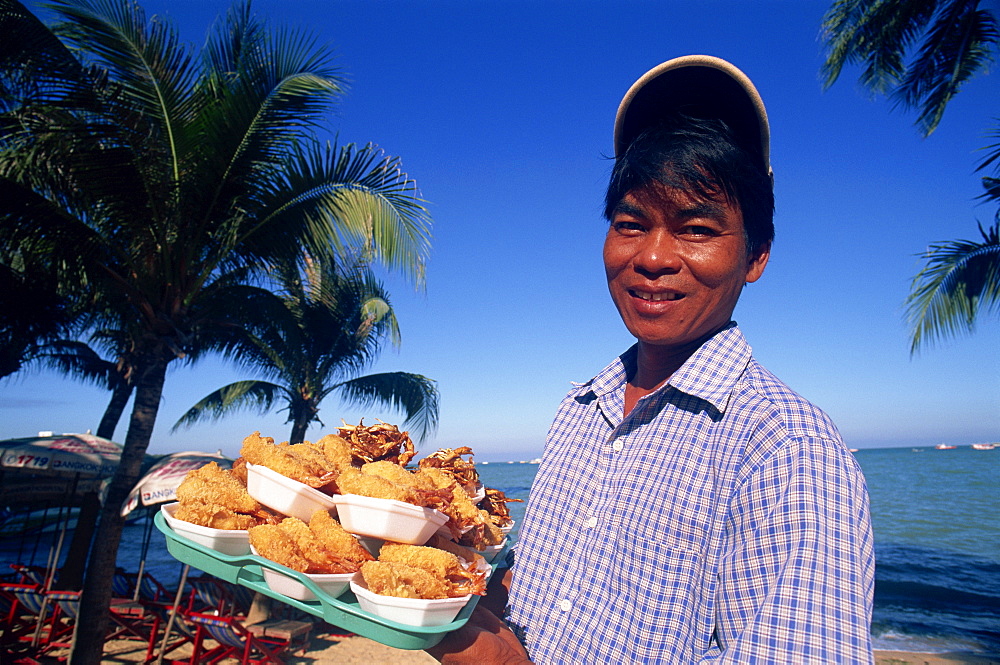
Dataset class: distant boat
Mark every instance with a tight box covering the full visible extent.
[935,444,957,450]
[912,448,924,452]
[849,448,859,453]
[971,443,998,451]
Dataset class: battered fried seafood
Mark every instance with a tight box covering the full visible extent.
[176,461,260,514]
[378,543,487,595]
[360,561,454,600]
[309,510,374,565]
[335,466,452,508]
[248,512,366,574]
[248,524,311,572]
[173,461,274,529]
[418,447,479,496]
[415,466,492,546]
[338,420,416,466]
[240,431,339,488]
[480,487,523,529]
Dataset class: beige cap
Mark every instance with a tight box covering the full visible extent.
[613,55,770,175]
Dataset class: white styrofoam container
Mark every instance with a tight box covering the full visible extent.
[160,502,251,555]
[250,545,356,601]
[350,578,471,627]
[245,462,337,521]
[334,493,448,545]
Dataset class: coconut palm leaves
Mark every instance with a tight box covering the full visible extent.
[0,1,432,661]
[173,257,439,443]
[906,217,1000,351]
[820,0,999,136]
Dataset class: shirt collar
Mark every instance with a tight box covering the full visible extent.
[579,322,752,414]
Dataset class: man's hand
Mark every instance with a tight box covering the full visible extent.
[426,604,531,664]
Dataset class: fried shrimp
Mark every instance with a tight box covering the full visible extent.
[248,524,310,573]
[360,561,453,599]
[174,502,260,530]
[240,431,337,488]
[275,517,358,574]
[309,510,374,564]
[175,461,261,514]
[335,467,416,503]
[378,543,486,595]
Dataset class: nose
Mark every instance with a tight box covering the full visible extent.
[633,228,681,276]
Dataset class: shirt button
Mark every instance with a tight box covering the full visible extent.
[559,599,572,612]
[583,516,598,528]
[612,440,624,452]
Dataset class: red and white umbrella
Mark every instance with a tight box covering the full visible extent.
[0,432,121,479]
[121,450,233,517]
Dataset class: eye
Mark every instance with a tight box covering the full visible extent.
[611,220,645,234]
[681,224,718,237]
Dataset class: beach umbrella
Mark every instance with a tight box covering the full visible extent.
[0,432,121,482]
[121,450,233,518]
[119,451,233,601]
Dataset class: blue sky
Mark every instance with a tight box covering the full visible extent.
[3,0,997,461]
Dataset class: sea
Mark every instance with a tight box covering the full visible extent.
[2,445,998,655]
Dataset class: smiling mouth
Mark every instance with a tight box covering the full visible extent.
[630,289,683,302]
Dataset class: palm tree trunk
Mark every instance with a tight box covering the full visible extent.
[290,418,309,444]
[54,491,100,590]
[96,381,133,441]
[70,353,169,665]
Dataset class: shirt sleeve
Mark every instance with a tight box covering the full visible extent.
[705,435,876,664]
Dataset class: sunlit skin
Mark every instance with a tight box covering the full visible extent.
[604,182,770,414]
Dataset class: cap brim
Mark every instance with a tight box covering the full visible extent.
[613,55,770,175]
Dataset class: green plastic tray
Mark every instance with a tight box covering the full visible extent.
[153,511,505,650]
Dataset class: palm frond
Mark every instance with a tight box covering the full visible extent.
[894,3,999,135]
[172,379,284,430]
[905,217,1000,351]
[333,372,439,443]
[248,140,431,285]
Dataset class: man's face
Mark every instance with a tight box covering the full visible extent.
[603,182,769,353]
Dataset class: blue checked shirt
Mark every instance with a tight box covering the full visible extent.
[506,324,875,664]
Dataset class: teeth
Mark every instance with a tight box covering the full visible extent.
[634,291,681,302]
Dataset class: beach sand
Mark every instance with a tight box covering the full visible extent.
[38,629,1000,664]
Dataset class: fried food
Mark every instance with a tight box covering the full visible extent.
[360,560,454,599]
[336,467,416,503]
[249,512,364,574]
[378,543,486,595]
[338,420,416,466]
[272,517,358,574]
[424,533,486,570]
[480,487,522,528]
[174,502,260,530]
[248,523,310,573]
[175,461,260,514]
[240,431,338,488]
[309,509,374,565]
[418,447,479,495]
[415,466,489,545]
[316,433,354,473]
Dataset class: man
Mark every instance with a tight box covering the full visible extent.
[430,55,875,664]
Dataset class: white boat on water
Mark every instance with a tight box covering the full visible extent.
[935,444,957,450]
[971,443,999,450]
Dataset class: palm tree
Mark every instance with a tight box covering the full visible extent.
[820,0,999,350]
[0,1,432,662]
[905,215,1000,351]
[173,256,439,444]
[820,0,998,136]
[31,335,136,441]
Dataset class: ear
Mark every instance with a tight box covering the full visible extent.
[745,243,770,284]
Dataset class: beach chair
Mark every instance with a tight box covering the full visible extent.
[43,589,164,662]
[185,611,310,664]
[0,582,63,651]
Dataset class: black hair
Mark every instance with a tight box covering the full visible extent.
[604,113,774,256]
